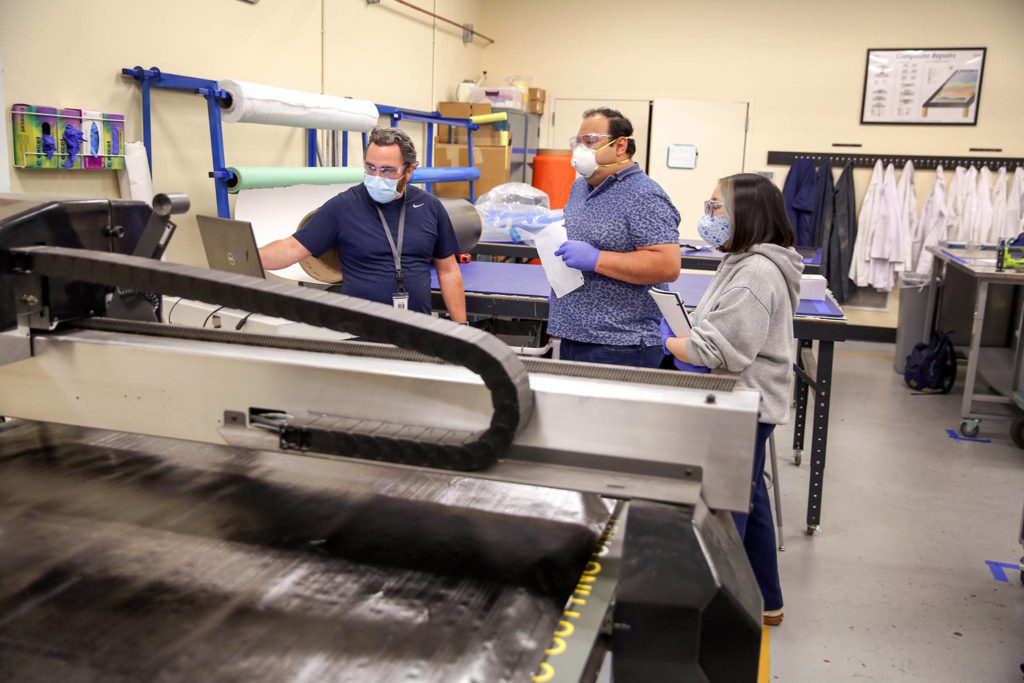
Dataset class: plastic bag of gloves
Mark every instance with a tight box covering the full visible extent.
[476,182,563,243]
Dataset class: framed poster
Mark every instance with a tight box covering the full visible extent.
[860,48,986,125]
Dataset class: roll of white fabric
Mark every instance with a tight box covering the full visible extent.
[218,79,379,132]
[117,141,154,204]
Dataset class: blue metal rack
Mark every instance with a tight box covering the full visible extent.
[121,66,488,217]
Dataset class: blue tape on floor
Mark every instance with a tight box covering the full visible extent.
[985,560,1020,582]
[945,429,991,443]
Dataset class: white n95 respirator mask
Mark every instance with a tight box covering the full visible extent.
[571,145,600,178]
[571,138,630,178]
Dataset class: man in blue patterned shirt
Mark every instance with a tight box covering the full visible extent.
[549,108,681,367]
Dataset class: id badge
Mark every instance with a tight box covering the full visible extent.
[392,292,409,310]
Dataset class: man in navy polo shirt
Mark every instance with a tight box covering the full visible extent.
[550,108,681,367]
[258,127,467,321]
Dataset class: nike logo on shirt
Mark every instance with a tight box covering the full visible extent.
[412,203,424,208]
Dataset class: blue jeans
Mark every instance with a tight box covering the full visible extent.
[558,338,664,368]
[732,422,784,611]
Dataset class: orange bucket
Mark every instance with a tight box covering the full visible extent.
[532,148,575,210]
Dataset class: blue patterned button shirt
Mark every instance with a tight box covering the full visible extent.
[548,164,681,345]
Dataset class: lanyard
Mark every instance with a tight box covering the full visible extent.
[375,197,407,292]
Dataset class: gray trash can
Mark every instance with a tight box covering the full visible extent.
[894,272,931,374]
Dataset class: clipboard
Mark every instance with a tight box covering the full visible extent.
[649,288,692,336]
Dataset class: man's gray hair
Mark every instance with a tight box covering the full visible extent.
[367,127,418,167]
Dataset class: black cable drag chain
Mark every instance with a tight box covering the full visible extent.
[9,246,532,471]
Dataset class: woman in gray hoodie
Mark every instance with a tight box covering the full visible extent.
[663,173,803,626]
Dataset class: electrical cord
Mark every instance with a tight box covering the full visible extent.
[250,412,293,432]
[165,297,183,324]
[235,312,255,330]
[201,306,226,328]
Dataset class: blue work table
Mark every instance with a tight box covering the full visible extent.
[432,260,846,533]
[470,242,823,275]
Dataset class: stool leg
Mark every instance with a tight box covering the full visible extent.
[768,432,785,551]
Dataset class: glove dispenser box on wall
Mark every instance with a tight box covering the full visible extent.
[11,103,125,170]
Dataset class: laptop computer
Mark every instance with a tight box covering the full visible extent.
[197,215,265,278]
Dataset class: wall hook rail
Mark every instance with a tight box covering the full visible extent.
[767,150,1024,171]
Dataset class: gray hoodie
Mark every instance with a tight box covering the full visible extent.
[686,243,804,424]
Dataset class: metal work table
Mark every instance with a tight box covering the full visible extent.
[433,261,848,532]
[923,246,1024,441]
[471,242,822,274]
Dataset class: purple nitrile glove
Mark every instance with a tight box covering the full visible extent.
[554,240,600,272]
[62,125,85,168]
[41,134,56,159]
[660,317,676,354]
[660,317,711,372]
[674,357,711,373]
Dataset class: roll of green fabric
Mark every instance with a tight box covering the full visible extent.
[226,166,365,193]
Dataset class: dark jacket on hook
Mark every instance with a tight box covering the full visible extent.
[822,162,856,303]
[782,158,817,246]
[811,157,835,248]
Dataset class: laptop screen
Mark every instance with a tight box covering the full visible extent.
[196,215,266,278]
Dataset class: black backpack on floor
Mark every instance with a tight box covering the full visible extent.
[904,331,957,393]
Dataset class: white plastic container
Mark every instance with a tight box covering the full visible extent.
[799,274,828,301]
[470,86,525,111]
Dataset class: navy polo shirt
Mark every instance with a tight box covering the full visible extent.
[547,164,681,346]
[294,184,459,314]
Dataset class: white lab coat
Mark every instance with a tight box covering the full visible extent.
[989,167,1008,244]
[894,161,916,273]
[968,166,993,245]
[865,164,902,290]
[945,166,974,243]
[957,166,979,243]
[914,165,947,274]
[850,160,884,287]
[1007,167,1024,238]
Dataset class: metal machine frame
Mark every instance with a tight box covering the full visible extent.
[0,196,767,681]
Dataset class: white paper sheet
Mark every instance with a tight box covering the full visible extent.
[234,183,352,283]
[649,288,692,336]
[531,220,584,298]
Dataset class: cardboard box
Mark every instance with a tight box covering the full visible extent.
[431,142,510,199]
[11,104,61,169]
[436,101,501,145]
[528,87,546,102]
[526,99,544,115]
[58,108,83,170]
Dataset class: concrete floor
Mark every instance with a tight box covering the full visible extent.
[767,341,1024,681]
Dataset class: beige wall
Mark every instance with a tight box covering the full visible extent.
[1,0,486,265]
[476,0,1024,327]
[479,0,1023,204]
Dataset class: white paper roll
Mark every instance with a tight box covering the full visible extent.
[235,183,354,284]
[117,141,154,204]
[218,79,379,132]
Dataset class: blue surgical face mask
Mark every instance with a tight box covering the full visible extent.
[364,173,401,203]
[697,213,732,248]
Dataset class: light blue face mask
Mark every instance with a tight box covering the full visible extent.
[364,173,401,203]
[697,213,732,248]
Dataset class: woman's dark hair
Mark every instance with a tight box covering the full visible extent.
[717,173,795,253]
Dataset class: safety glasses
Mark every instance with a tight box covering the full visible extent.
[704,199,724,215]
[364,162,408,179]
[568,133,614,150]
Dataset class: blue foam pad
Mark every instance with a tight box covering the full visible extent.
[410,166,482,183]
